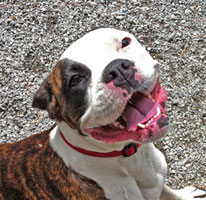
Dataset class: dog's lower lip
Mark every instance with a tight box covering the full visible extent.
[85,80,169,143]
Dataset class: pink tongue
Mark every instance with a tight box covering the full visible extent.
[122,93,157,131]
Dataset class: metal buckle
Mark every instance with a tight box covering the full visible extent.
[122,143,138,157]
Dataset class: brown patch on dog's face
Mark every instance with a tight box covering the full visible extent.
[32,58,91,129]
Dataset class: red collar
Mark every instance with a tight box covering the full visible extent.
[59,129,141,158]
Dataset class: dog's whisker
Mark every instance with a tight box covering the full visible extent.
[72,104,88,112]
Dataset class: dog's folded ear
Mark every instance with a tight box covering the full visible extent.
[32,76,52,110]
[32,75,62,120]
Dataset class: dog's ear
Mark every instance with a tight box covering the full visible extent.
[32,76,52,110]
[32,76,61,120]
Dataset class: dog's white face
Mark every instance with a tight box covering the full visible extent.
[33,28,169,144]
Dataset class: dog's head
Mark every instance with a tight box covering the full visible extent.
[33,28,169,144]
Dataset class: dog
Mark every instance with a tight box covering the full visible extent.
[0,28,205,200]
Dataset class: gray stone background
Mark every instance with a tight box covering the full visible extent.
[0,0,205,190]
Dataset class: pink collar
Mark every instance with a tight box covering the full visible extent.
[59,129,141,158]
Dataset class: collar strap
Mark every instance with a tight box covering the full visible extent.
[59,129,141,158]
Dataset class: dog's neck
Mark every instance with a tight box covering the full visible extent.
[49,123,134,199]
[49,121,131,174]
[49,122,167,200]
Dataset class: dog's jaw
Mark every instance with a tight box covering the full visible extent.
[79,78,169,144]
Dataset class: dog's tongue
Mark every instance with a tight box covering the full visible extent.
[122,93,158,131]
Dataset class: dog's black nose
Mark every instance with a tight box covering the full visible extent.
[102,59,136,92]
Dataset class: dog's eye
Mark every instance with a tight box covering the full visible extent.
[121,37,131,48]
[69,75,83,87]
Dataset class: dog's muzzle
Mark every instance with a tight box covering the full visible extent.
[80,66,169,144]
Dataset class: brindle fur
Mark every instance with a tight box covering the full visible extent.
[32,59,91,129]
[0,125,106,200]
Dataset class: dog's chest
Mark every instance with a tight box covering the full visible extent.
[50,127,167,200]
[0,127,106,200]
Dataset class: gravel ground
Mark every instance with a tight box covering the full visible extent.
[0,0,205,190]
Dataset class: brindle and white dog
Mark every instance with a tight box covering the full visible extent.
[0,28,205,200]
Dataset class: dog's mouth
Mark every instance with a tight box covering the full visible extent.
[86,80,169,143]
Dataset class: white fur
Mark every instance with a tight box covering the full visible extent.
[50,123,205,200]
[61,28,158,130]
[50,122,167,200]
[51,28,205,199]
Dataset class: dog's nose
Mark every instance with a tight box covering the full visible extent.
[102,59,135,89]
